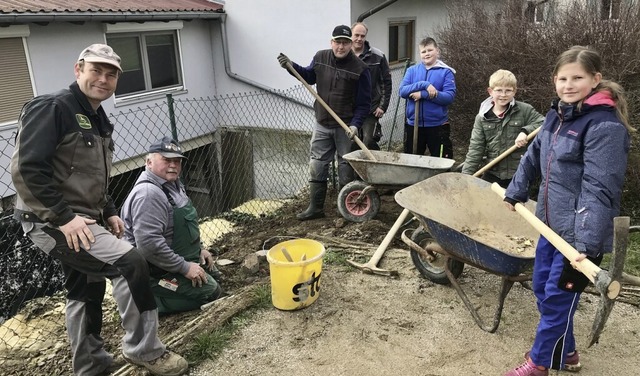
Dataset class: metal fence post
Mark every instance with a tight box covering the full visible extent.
[166,93,178,141]
[387,58,412,151]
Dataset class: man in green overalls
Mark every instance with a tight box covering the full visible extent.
[122,136,222,313]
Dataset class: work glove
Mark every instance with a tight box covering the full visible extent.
[346,125,359,140]
[277,53,291,68]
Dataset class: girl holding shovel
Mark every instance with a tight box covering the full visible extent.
[502,46,633,376]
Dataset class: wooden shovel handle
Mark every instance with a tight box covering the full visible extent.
[474,126,542,177]
[413,101,419,154]
[285,62,376,161]
[491,183,602,283]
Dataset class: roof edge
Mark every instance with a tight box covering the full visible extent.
[0,11,225,25]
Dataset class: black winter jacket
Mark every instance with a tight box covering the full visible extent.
[11,82,117,226]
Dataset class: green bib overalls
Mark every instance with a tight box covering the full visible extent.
[143,182,221,313]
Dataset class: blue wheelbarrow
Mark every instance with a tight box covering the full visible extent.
[395,172,539,332]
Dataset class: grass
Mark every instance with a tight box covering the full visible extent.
[186,312,253,363]
[622,232,640,276]
[185,284,272,363]
[322,248,349,266]
[250,283,273,309]
[601,231,640,276]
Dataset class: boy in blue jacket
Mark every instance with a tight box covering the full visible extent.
[399,37,456,157]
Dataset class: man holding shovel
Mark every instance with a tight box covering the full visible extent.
[277,25,371,221]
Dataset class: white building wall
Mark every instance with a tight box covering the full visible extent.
[351,0,450,63]
[220,0,351,91]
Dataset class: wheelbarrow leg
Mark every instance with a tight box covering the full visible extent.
[444,258,515,333]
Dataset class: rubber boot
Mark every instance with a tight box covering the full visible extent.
[297,182,327,221]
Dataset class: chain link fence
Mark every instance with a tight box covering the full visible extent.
[0,63,411,363]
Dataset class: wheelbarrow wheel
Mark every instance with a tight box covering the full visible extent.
[337,180,381,223]
[410,228,464,285]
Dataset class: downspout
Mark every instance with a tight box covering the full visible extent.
[357,0,399,22]
[219,14,312,109]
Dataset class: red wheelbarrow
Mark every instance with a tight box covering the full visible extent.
[338,150,454,222]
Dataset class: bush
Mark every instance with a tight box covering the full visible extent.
[437,0,640,222]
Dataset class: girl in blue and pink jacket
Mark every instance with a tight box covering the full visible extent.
[503,46,634,376]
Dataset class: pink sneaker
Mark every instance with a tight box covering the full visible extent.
[504,359,548,376]
[524,350,582,372]
[564,351,582,372]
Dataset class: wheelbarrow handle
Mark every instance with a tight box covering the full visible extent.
[284,62,376,161]
[491,183,620,299]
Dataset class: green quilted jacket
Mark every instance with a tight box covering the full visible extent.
[462,98,544,179]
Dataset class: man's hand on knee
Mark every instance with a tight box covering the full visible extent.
[185,262,207,287]
[59,215,96,252]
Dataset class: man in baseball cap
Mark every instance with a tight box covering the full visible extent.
[121,135,223,316]
[331,24,352,41]
[276,24,371,220]
[12,42,190,375]
[148,136,188,159]
[77,43,122,72]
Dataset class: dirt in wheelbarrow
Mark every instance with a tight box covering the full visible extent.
[190,189,640,376]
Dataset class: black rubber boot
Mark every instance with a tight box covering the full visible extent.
[297,181,327,221]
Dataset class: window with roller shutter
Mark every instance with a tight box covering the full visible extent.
[0,36,34,126]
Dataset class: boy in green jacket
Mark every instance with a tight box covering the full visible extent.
[461,69,544,187]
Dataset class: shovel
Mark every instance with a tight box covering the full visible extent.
[283,62,376,161]
[413,100,419,154]
[284,61,410,276]
[283,61,401,277]
[348,126,542,277]
[491,184,627,347]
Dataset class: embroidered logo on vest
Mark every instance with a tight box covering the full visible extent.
[76,114,92,129]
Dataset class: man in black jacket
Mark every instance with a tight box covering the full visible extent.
[278,25,371,220]
[351,22,392,150]
[11,44,188,376]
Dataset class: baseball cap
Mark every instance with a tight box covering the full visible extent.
[149,136,187,159]
[331,25,352,41]
[77,44,122,72]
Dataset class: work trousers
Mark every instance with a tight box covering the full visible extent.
[23,220,165,376]
[361,114,380,150]
[309,122,355,187]
[403,123,453,158]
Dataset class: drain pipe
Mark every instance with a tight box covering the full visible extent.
[219,14,312,109]
[357,0,399,22]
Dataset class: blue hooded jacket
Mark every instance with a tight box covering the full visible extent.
[399,60,456,127]
[506,91,630,256]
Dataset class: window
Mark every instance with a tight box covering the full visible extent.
[388,19,414,64]
[0,26,34,125]
[105,22,184,97]
[601,0,621,20]
[525,1,546,23]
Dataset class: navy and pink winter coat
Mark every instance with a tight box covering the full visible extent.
[506,92,630,257]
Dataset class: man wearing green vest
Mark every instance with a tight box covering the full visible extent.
[122,136,221,314]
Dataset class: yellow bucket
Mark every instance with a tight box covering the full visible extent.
[266,239,325,310]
